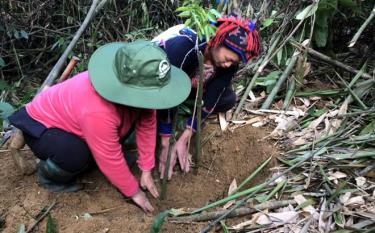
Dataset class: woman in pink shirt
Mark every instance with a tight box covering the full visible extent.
[8,40,191,212]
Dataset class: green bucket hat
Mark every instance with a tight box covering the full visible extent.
[88,40,191,109]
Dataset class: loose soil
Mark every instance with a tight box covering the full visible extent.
[0,123,278,233]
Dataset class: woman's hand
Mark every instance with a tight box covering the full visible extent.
[131,189,154,213]
[172,128,192,174]
[140,171,159,198]
[159,129,193,180]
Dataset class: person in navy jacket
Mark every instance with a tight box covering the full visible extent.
[156,14,261,179]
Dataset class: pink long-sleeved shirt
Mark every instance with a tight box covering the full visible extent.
[26,71,156,197]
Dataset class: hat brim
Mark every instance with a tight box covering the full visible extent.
[88,42,191,109]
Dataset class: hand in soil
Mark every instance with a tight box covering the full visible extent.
[159,129,192,180]
[171,129,191,174]
[131,189,154,213]
[140,171,159,198]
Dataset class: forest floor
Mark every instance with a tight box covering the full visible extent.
[0,121,278,233]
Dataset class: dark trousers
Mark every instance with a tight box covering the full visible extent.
[9,107,135,174]
[23,128,92,173]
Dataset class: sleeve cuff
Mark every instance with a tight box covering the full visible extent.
[158,122,172,136]
[121,180,139,197]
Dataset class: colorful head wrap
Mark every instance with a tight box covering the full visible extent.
[208,14,261,63]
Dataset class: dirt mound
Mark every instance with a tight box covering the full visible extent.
[0,123,278,233]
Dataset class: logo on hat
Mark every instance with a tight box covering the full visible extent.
[158,60,170,80]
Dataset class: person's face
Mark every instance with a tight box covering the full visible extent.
[209,46,241,68]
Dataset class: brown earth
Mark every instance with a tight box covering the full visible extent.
[0,122,278,233]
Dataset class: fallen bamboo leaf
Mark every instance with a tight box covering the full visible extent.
[319,199,328,233]
[230,219,253,230]
[294,194,319,219]
[271,115,298,136]
[249,90,256,102]
[223,179,237,209]
[308,112,327,129]
[328,171,347,181]
[355,177,366,188]
[231,117,263,128]
[345,196,365,207]
[340,192,351,204]
[298,98,311,107]
[252,121,267,127]
[333,210,346,228]
[256,211,299,226]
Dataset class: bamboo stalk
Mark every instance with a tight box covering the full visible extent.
[335,72,368,110]
[261,51,299,109]
[283,78,296,110]
[191,183,265,215]
[160,109,179,200]
[171,200,296,222]
[257,1,318,73]
[233,34,281,120]
[39,0,106,92]
[349,6,375,47]
[290,40,373,79]
[233,156,272,194]
[194,51,204,174]
[262,179,286,202]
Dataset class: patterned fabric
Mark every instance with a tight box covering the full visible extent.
[191,64,215,89]
[208,14,260,63]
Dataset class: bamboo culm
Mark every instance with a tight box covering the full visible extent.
[160,109,179,200]
[233,34,281,120]
[194,51,204,173]
[261,52,299,109]
[39,0,105,93]
[172,200,296,222]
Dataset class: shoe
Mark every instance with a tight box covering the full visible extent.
[9,128,37,175]
[37,159,83,192]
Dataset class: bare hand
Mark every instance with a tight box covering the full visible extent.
[131,189,154,213]
[172,131,191,174]
[140,171,159,198]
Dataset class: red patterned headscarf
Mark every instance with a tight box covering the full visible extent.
[208,14,261,63]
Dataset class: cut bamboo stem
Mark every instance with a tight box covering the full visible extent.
[160,109,179,200]
[261,51,299,109]
[171,200,296,222]
[194,51,204,174]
